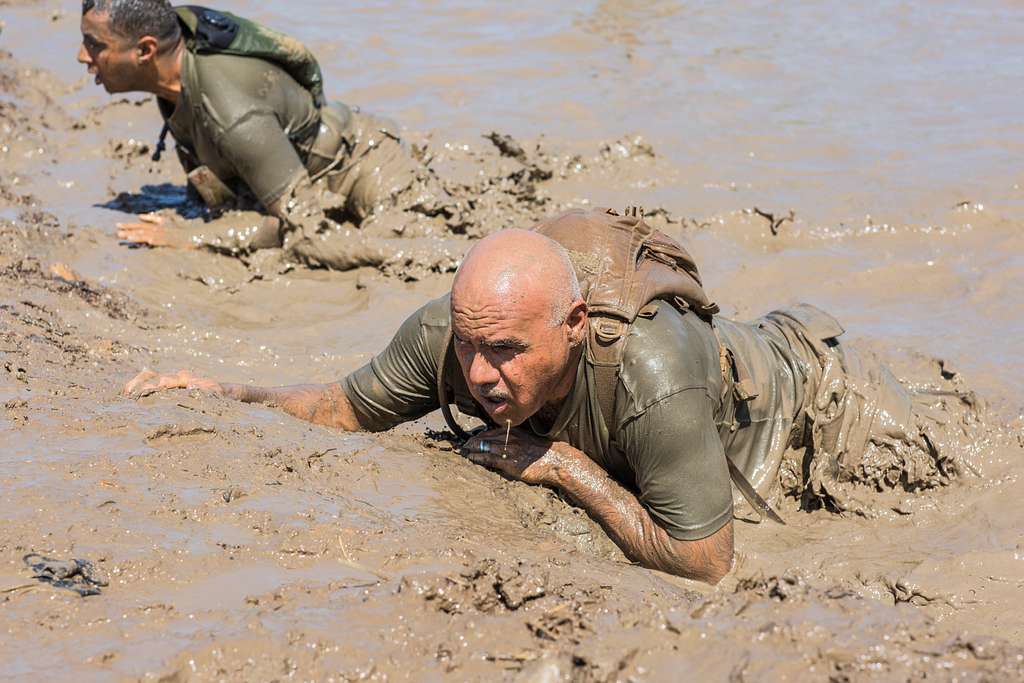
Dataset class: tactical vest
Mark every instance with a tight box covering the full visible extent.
[175,6,325,107]
[152,6,328,162]
[437,207,783,523]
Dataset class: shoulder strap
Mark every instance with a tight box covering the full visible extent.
[593,364,618,433]
[175,5,326,107]
[534,207,783,524]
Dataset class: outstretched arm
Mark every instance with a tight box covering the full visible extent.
[116,211,284,252]
[464,430,734,584]
[122,369,362,431]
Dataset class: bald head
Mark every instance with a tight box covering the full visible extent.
[449,229,588,426]
[453,229,582,326]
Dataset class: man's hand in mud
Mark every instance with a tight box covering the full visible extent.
[463,429,579,487]
[122,369,222,398]
[116,212,192,248]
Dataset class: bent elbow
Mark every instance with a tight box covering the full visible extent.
[704,550,734,585]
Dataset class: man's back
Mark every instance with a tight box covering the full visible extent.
[159,48,333,207]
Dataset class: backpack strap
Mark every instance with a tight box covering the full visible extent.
[727,459,786,524]
[174,5,327,107]
[593,363,618,434]
[179,6,238,50]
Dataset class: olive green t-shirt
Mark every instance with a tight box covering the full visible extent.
[343,295,809,541]
[158,49,346,207]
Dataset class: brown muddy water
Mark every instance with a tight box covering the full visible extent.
[1,1,1023,681]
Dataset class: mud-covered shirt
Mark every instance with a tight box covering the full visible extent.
[158,49,348,208]
[343,295,810,541]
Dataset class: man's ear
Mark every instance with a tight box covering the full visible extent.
[136,35,159,64]
[565,299,588,346]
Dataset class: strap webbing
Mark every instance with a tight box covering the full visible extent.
[727,459,786,525]
[593,363,618,433]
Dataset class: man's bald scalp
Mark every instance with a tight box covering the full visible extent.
[454,229,582,326]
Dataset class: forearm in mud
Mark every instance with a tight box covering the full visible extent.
[123,370,361,430]
[553,452,734,584]
[464,431,734,584]
[116,210,284,252]
[272,178,391,270]
[218,381,361,430]
[183,211,284,253]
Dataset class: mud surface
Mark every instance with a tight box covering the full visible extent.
[2,2,1023,681]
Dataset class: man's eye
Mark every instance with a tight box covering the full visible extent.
[490,344,520,354]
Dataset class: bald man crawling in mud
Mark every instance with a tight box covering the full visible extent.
[124,209,979,584]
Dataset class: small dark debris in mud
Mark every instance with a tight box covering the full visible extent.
[400,559,589,617]
[4,361,29,383]
[598,134,656,160]
[882,576,956,607]
[735,573,809,601]
[23,553,109,597]
[750,207,796,236]
[938,358,959,380]
[220,486,247,503]
[107,138,151,163]
[4,398,29,424]
[145,424,217,442]
[484,131,528,162]
[0,257,144,322]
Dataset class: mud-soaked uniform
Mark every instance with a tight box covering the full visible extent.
[158,13,453,269]
[342,295,971,539]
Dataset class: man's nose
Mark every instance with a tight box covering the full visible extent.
[77,44,91,65]
[467,352,500,389]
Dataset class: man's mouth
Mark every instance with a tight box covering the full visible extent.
[480,394,509,414]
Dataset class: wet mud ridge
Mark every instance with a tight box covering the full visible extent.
[2,14,1024,683]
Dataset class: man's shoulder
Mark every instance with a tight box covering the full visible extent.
[188,52,285,127]
[415,293,452,329]
[389,294,451,360]
[616,301,722,413]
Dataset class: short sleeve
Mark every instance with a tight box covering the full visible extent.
[342,297,450,432]
[618,388,733,540]
[215,109,308,207]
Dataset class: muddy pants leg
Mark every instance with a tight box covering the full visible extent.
[326,112,456,229]
[761,305,983,512]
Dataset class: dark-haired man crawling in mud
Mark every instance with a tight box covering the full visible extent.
[124,209,979,584]
[79,0,462,271]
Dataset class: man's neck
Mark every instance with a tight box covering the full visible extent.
[151,41,184,103]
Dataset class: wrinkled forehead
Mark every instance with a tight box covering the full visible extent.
[450,284,549,340]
